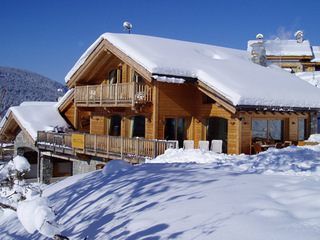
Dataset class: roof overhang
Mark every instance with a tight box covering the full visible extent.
[235,105,320,113]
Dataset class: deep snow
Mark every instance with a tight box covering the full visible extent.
[2,143,320,239]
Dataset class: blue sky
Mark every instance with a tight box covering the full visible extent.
[1,0,320,85]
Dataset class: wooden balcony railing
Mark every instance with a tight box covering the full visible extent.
[74,83,152,107]
[37,131,178,162]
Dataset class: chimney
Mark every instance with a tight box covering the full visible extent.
[251,33,267,66]
[294,30,303,43]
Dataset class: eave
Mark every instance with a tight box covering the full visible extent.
[235,105,320,113]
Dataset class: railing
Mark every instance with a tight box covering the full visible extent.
[37,131,178,162]
[74,83,152,107]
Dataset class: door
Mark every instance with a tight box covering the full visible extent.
[164,118,188,148]
[206,117,228,153]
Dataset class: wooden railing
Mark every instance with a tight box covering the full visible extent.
[74,83,152,107]
[37,131,178,162]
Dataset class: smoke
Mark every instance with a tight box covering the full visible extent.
[269,27,293,40]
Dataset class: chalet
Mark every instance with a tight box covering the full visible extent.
[2,33,320,183]
[0,101,71,182]
[247,31,320,73]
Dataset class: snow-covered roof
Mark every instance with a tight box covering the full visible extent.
[66,33,320,110]
[247,39,313,57]
[0,102,69,141]
[295,71,320,88]
[311,46,320,62]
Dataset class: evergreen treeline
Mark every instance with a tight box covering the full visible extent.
[0,66,67,119]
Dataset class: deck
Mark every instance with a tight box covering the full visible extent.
[37,131,178,163]
[74,83,152,107]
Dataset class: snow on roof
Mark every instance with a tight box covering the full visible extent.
[247,39,313,57]
[66,33,320,109]
[55,88,74,109]
[0,102,69,141]
[295,71,320,87]
[311,46,320,62]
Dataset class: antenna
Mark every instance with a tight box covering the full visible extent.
[123,22,132,34]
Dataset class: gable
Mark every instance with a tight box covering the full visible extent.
[0,111,34,144]
[66,39,152,89]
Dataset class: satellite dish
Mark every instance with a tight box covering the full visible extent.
[123,22,132,33]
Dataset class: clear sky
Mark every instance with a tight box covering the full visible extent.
[1,0,320,85]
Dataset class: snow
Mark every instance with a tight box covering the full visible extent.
[2,144,320,239]
[295,71,320,87]
[247,39,313,57]
[13,155,30,172]
[17,196,61,238]
[65,33,320,109]
[311,46,320,62]
[0,101,69,141]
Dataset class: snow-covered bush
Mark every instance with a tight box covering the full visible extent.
[17,196,61,237]
[1,156,64,239]
[0,155,31,204]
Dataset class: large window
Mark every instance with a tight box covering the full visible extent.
[298,119,307,140]
[252,120,283,142]
[130,116,145,138]
[164,118,188,148]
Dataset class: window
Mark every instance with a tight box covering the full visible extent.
[298,119,307,140]
[164,118,188,148]
[108,115,121,136]
[130,116,145,138]
[131,72,145,83]
[252,120,283,141]
[109,69,122,84]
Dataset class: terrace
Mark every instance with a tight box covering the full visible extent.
[37,131,178,164]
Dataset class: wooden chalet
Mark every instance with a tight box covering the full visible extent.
[36,33,320,161]
[2,33,320,183]
[248,31,320,73]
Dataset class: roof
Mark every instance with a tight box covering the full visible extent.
[311,46,320,62]
[66,33,320,110]
[247,39,313,57]
[0,102,69,142]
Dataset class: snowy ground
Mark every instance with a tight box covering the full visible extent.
[2,144,320,239]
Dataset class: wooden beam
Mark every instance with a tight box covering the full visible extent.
[195,81,236,114]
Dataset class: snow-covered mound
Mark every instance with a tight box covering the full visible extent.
[2,145,320,239]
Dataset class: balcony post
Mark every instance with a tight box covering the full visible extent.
[132,82,135,107]
[115,84,118,106]
[120,136,123,159]
[100,85,103,106]
[153,140,157,158]
[86,85,89,105]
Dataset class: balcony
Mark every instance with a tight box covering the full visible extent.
[74,83,152,108]
[37,131,178,163]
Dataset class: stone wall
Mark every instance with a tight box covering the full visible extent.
[14,130,38,156]
[40,155,53,184]
[73,157,106,175]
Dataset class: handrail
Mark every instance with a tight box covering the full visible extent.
[74,82,152,107]
[37,131,177,161]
